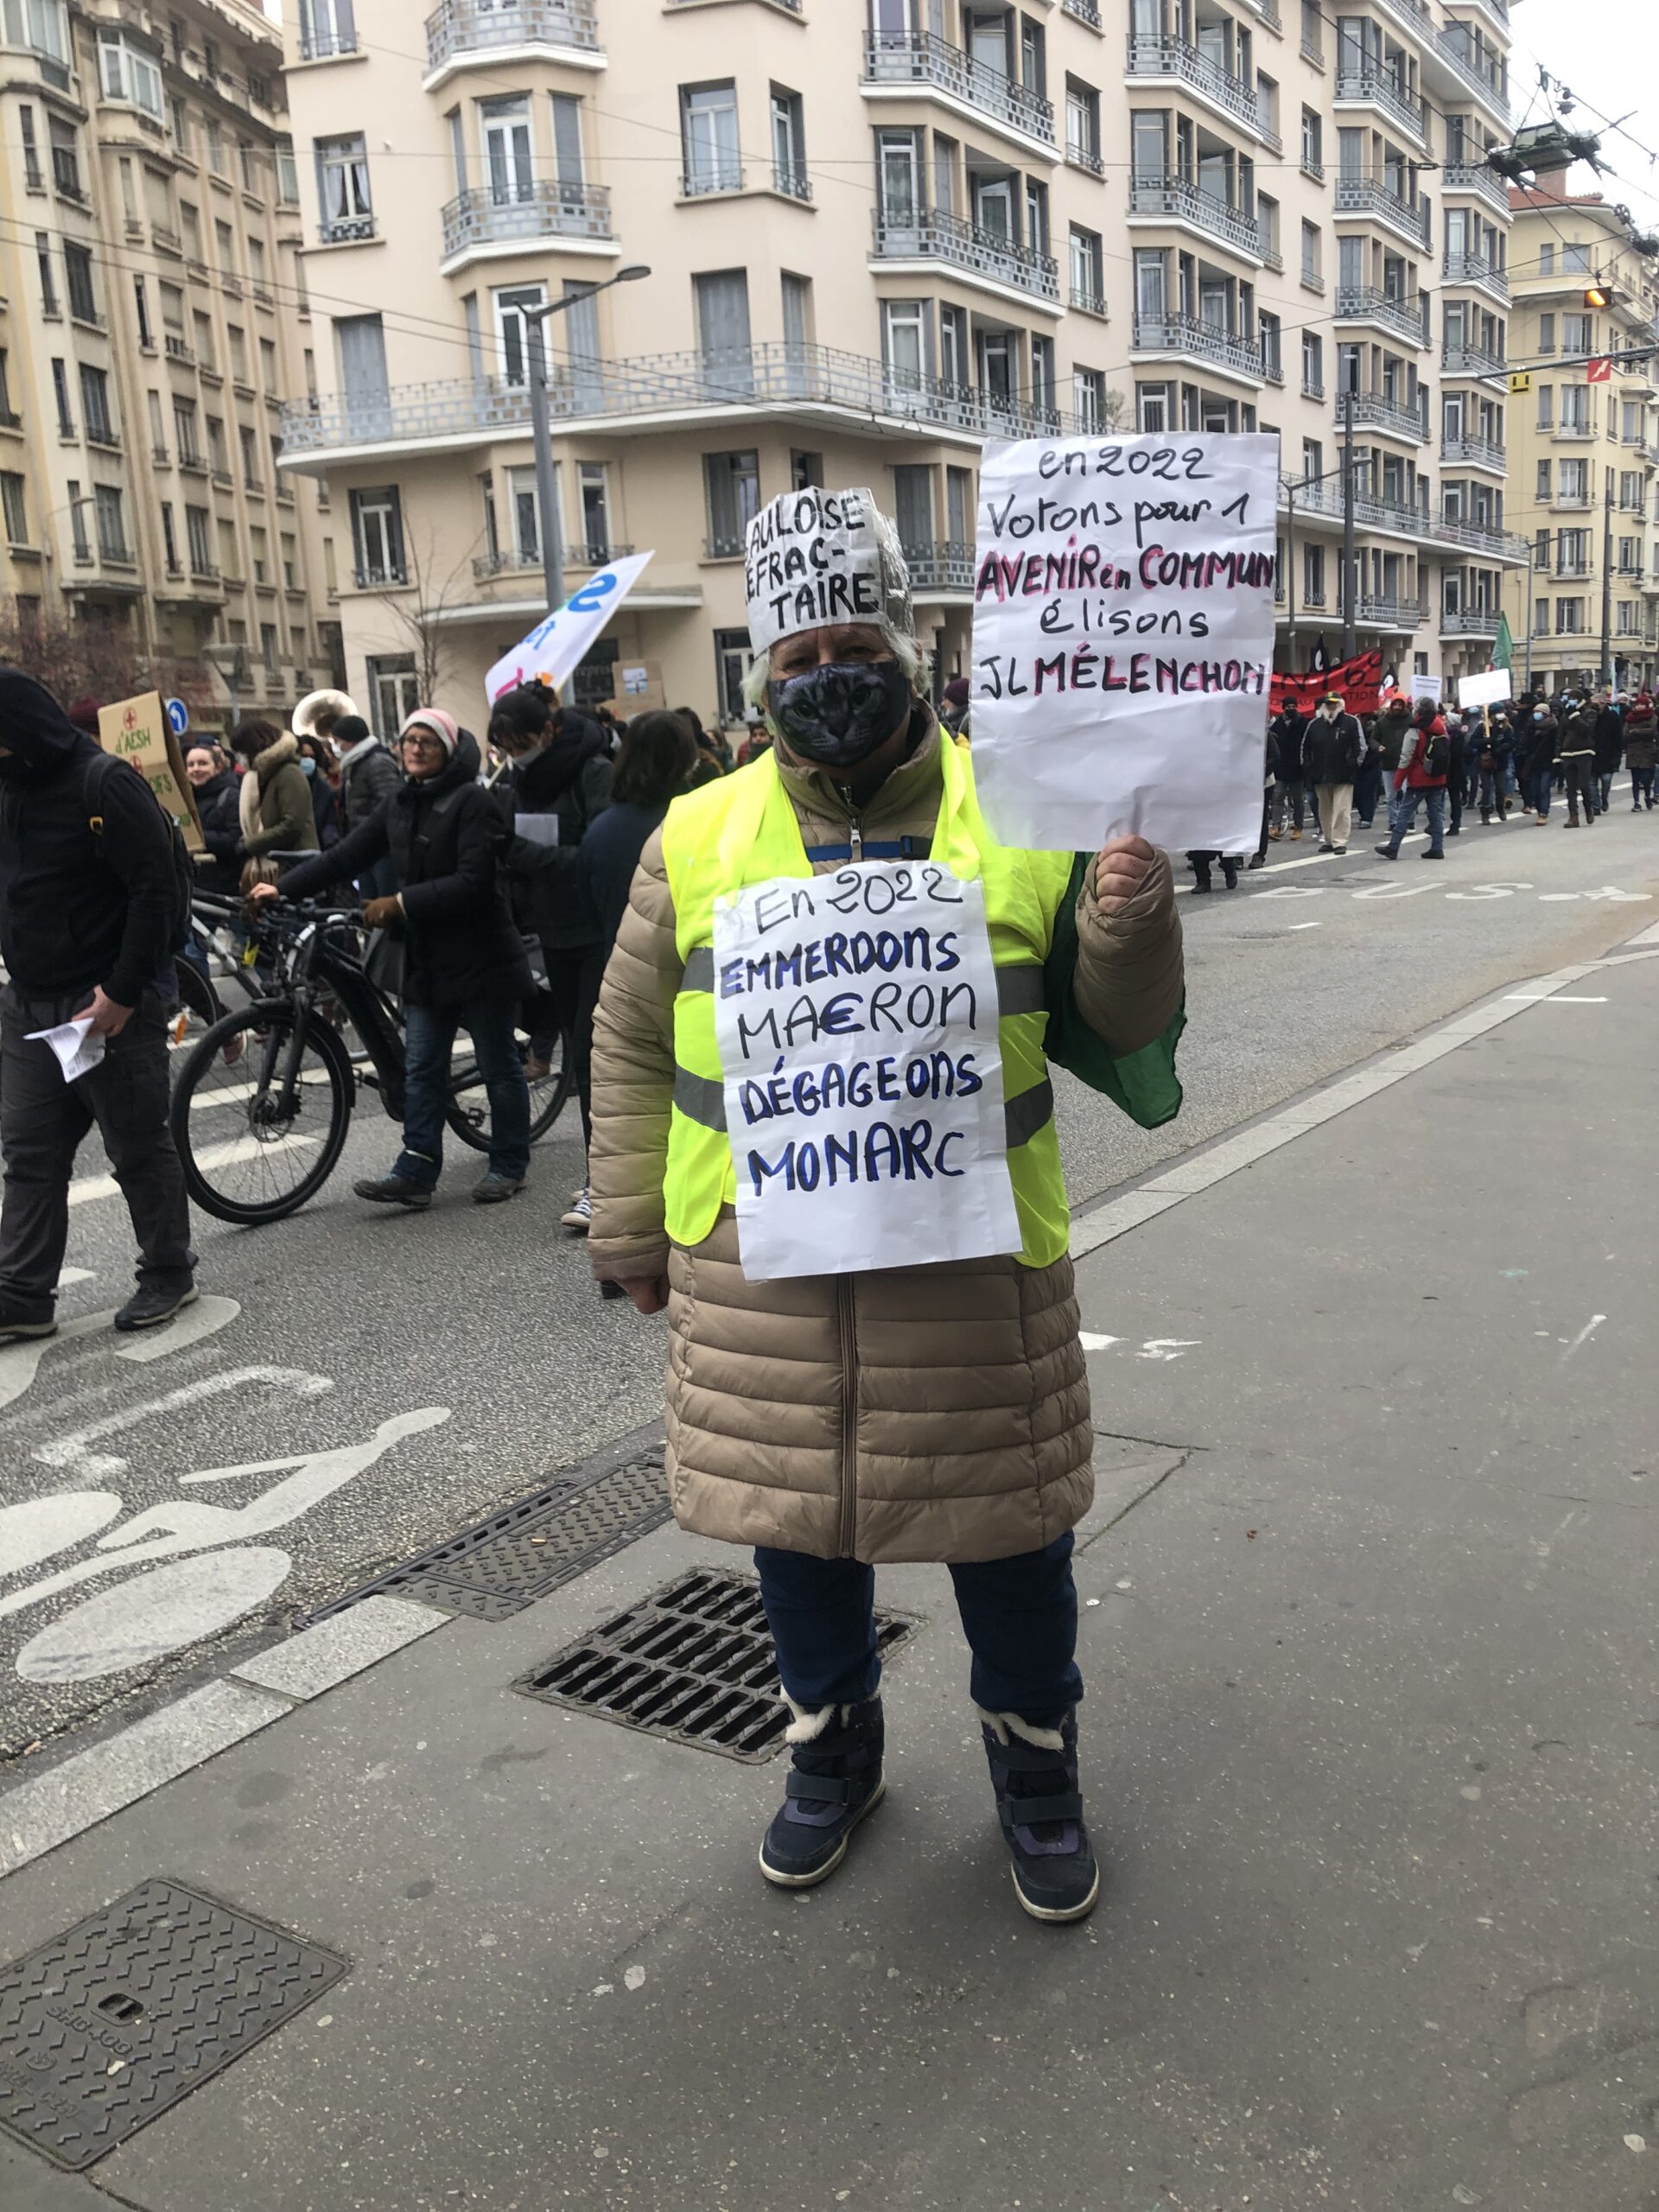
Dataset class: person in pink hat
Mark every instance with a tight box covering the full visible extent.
[251,707,533,1206]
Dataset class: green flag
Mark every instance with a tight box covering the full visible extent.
[1493,612,1514,671]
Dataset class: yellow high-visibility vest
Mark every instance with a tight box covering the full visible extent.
[658,737,1076,1268]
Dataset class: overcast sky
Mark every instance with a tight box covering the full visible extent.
[1506,0,1659,225]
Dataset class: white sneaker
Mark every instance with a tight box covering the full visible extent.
[562,1185,592,1233]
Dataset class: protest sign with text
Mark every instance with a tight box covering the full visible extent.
[711,861,1019,1282]
[483,550,655,705]
[98,690,203,853]
[970,431,1279,855]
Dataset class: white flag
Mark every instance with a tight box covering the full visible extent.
[484,550,655,706]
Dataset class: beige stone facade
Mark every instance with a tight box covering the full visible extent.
[275,0,1526,734]
[1499,183,1659,696]
[0,0,340,732]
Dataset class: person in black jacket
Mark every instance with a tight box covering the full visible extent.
[488,682,613,1219]
[330,713,403,897]
[1303,692,1365,854]
[185,741,243,896]
[1268,707,1308,840]
[1593,696,1624,814]
[0,668,197,1338]
[255,709,533,1207]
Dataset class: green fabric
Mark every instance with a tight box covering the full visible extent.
[1041,853,1185,1130]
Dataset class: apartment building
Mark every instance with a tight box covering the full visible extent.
[276,0,1525,734]
[0,0,340,727]
[1500,183,1659,696]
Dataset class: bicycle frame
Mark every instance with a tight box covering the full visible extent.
[243,912,409,1125]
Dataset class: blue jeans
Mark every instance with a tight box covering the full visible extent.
[394,998,531,1186]
[1389,785,1446,854]
[755,1531,1084,1725]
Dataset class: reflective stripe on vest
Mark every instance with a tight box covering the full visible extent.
[657,740,1076,1268]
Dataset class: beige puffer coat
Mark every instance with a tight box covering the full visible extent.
[588,714,1184,1566]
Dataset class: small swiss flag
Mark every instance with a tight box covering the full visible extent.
[1587,357,1613,384]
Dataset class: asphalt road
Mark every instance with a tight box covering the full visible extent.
[3,785,1656,1762]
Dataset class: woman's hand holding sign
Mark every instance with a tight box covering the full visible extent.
[1093,836,1158,918]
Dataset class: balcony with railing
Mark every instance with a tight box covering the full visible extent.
[1441,341,1506,380]
[1333,175,1430,248]
[473,541,635,579]
[1334,66,1426,141]
[1435,512,1529,560]
[1354,594,1424,628]
[862,30,1055,149]
[1440,607,1501,635]
[278,339,1082,462]
[1442,157,1509,213]
[299,22,358,58]
[1443,249,1508,299]
[1061,0,1102,22]
[903,541,976,592]
[320,210,375,245]
[872,207,1058,302]
[1441,431,1507,469]
[1335,288,1428,346]
[1433,29,1509,117]
[1131,310,1267,383]
[1128,175,1263,258]
[1348,391,1430,441]
[1125,34,1277,141]
[441,180,613,259]
[425,0,600,73]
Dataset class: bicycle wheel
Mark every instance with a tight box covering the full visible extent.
[171,956,223,1042]
[169,1004,355,1224]
[444,1026,575,1151]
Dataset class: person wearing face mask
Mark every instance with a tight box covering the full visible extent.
[1303,692,1365,855]
[588,487,1185,1925]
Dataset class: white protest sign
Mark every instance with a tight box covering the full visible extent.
[970,431,1279,855]
[1458,668,1510,709]
[710,862,1020,1282]
[483,550,655,705]
[744,487,888,655]
[1410,672,1444,707]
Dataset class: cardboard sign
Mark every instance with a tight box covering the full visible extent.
[1269,650,1384,719]
[98,690,203,852]
[603,658,665,715]
[484,550,655,705]
[1410,672,1444,707]
[1458,668,1511,709]
[710,861,1020,1282]
[744,486,887,654]
[969,431,1279,856]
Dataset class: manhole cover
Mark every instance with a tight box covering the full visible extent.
[514,1567,919,1762]
[308,1449,671,1624]
[0,1878,346,2171]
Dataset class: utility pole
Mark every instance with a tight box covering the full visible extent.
[1284,477,1298,665]
[1599,468,1615,692]
[1340,383,1357,662]
[524,316,566,654]
[1522,537,1535,697]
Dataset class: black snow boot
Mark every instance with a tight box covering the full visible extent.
[759,1697,885,1888]
[979,1707,1099,1923]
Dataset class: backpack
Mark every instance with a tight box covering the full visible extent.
[1419,730,1449,780]
[81,751,196,954]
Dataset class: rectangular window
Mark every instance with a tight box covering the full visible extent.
[173,399,200,463]
[703,449,760,557]
[65,478,87,558]
[480,93,533,205]
[880,298,927,392]
[160,501,179,569]
[1300,106,1322,174]
[1534,596,1550,635]
[1300,219,1321,285]
[1555,597,1585,634]
[1065,78,1101,170]
[1563,242,1590,273]
[492,284,545,387]
[550,93,584,185]
[693,269,753,375]
[19,104,40,191]
[1560,385,1589,431]
[48,113,79,199]
[35,232,55,315]
[1069,226,1103,311]
[365,654,420,740]
[349,485,404,584]
[79,365,114,444]
[97,29,164,120]
[239,423,260,486]
[1074,366,1106,432]
[681,82,741,194]
[771,87,807,200]
[714,626,752,727]
[1538,243,1554,275]
[185,503,213,571]
[1537,385,1554,431]
[1301,330,1323,395]
[93,483,127,562]
[276,137,300,205]
[1559,459,1586,501]
[1536,460,1551,500]
[316,134,372,240]
[63,242,96,321]
[1562,312,1592,355]
[0,471,26,543]
[1030,334,1055,418]
[49,358,72,435]
[892,462,932,552]
[578,461,610,560]
[1536,312,1555,354]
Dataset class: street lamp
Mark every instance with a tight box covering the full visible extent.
[520,263,651,702]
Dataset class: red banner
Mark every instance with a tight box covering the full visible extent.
[1270,650,1384,720]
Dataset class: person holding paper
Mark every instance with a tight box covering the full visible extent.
[0,668,197,1340]
[588,486,1185,1924]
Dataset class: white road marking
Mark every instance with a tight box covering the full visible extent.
[1077,1332,1122,1351]
[16,1548,296,1684]
[56,1268,96,1287]
[1503,995,1608,1003]
[0,1493,125,1580]
[0,1298,240,1415]
[67,1132,318,1206]
[1288,921,1321,930]
[1562,1315,1606,1360]
[1137,1339,1202,1362]
[34,1365,334,1480]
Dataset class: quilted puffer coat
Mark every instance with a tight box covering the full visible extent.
[588,712,1185,1566]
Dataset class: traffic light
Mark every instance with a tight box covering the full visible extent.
[1585,283,1610,308]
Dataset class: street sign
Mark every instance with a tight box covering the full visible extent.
[164,696,189,736]
[1586,357,1613,384]
[1508,371,1532,395]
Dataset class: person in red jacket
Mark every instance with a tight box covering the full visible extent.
[1374,698,1448,861]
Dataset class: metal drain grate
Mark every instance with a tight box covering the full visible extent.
[308,1449,671,1624]
[0,1878,346,2172]
[514,1567,919,1763]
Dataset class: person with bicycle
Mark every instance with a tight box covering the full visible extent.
[251,708,534,1208]
[0,667,198,1340]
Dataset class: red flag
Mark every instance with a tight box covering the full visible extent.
[1587,357,1612,384]
[1270,650,1384,719]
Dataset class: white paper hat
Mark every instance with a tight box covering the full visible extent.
[744,486,912,655]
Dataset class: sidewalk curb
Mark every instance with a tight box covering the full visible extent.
[4,918,1656,1891]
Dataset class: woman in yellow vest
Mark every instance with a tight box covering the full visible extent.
[588,488,1184,1923]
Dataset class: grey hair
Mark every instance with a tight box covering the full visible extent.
[741,624,925,714]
